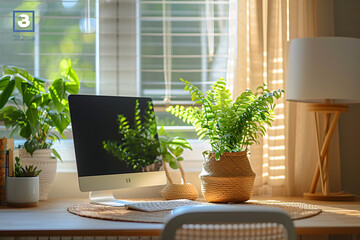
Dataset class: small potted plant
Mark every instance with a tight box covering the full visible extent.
[158,127,198,200]
[0,59,80,200]
[167,78,284,203]
[6,157,42,207]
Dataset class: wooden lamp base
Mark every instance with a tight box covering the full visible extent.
[305,103,355,201]
[303,192,355,201]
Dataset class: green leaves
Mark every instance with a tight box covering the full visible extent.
[158,126,192,170]
[51,149,62,162]
[24,139,40,156]
[0,76,11,91]
[103,100,160,172]
[0,59,80,159]
[167,79,284,159]
[49,78,66,113]
[0,77,15,109]
[14,157,42,177]
[48,110,70,134]
[60,59,80,93]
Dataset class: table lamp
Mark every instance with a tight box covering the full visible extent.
[286,37,360,201]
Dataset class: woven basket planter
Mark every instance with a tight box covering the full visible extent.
[199,151,255,203]
[160,183,198,200]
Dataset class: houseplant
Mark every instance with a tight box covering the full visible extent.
[0,58,80,200]
[102,100,162,172]
[167,78,284,202]
[102,100,198,200]
[6,157,42,207]
[158,126,198,200]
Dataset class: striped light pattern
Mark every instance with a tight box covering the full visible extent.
[242,0,286,190]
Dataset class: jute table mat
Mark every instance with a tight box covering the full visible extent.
[68,200,322,223]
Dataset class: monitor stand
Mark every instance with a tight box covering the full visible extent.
[89,190,130,207]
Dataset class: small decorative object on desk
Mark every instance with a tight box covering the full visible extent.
[167,78,283,203]
[0,59,80,200]
[158,127,198,201]
[6,157,41,207]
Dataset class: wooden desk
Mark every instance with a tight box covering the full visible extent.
[0,197,359,238]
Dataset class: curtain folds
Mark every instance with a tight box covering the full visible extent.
[229,0,287,196]
[229,0,337,196]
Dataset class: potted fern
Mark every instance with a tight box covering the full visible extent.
[6,157,42,207]
[0,59,80,200]
[167,78,284,202]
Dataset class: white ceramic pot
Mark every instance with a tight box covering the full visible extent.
[19,149,57,201]
[6,176,39,205]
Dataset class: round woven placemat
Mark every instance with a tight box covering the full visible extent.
[245,200,322,220]
[68,200,321,223]
[68,203,171,223]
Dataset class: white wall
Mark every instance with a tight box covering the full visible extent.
[333,0,360,195]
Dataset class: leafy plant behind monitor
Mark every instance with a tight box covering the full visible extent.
[0,59,80,160]
[103,100,161,172]
[167,78,284,160]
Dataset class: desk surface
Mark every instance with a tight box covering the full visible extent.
[0,197,359,237]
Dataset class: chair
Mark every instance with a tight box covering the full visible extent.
[161,205,296,240]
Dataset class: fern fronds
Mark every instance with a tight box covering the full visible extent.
[103,100,160,172]
[167,79,284,160]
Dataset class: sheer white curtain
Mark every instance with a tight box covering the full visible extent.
[228,0,287,196]
[228,0,337,196]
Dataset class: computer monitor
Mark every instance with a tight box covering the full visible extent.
[68,95,166,206]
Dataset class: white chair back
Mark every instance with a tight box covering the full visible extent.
[161,205,296,240]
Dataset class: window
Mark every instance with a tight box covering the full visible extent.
[98,0,231,135]
[0,0,231,171]
[139,0,230,102]
[0,0,97,171]
[0,0,96,94]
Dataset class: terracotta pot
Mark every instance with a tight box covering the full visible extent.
[199,151,255,203]
[160,183,198,200]
[19,149,57,201]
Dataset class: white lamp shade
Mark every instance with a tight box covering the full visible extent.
[286,37,360,103]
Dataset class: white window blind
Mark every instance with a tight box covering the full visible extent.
[139,0,230,102]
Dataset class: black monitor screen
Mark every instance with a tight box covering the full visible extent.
[69,95,162,177]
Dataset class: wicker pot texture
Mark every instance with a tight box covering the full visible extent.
[199,151,255,203]
[19,148,57,201]
[160,183,198,200]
